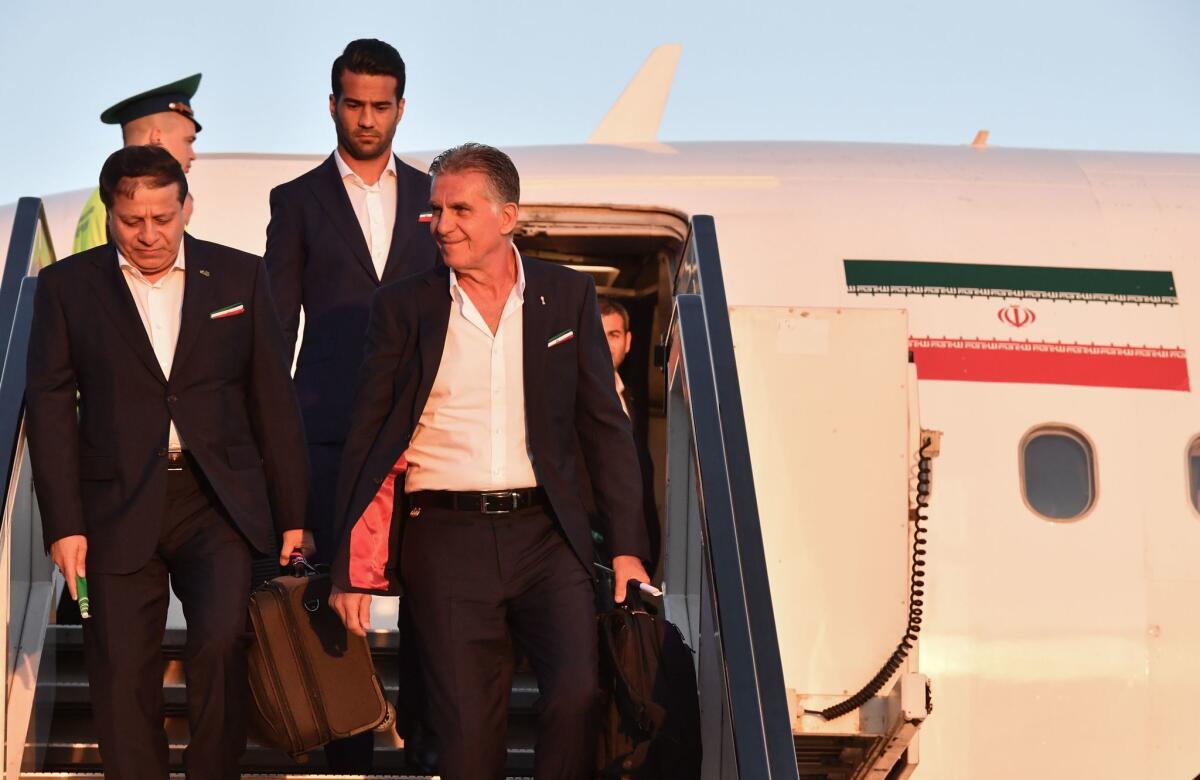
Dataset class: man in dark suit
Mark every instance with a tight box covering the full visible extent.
[26,145,311,780]
[598,297,661,569]
[263,38,438,770]
[265,38,436,555]
[328,143,651,779]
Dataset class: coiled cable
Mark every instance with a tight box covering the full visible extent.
[807,436,932,720]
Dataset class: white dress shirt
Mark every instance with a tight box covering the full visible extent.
[118,246,186,451]
[614,372,629,418]
[404,247,538,492]
[334,149,397,280]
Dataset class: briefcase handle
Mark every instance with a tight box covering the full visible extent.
[619,579,648,615]
[287,550,320,578]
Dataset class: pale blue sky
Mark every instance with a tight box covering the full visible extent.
[1,0,1196,205]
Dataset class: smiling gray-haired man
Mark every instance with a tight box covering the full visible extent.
[329,143,651,779]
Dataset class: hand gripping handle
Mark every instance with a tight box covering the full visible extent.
[287,549,319,578]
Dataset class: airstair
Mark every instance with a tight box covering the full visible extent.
[24,626,539,776]
[0,199,926,779]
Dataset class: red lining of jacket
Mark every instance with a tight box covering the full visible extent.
[348,453,407,590]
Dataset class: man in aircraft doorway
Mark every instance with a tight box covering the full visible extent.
[73,74,201,253]
[597,297,661,570]
[263,37,438,772]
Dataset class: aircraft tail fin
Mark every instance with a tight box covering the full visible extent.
[588,44,681,145]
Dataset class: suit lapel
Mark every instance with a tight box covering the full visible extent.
[309,154,378,284]
[171,235,215,373]
[521,259,549,413]
[412,268,451,429]
[382,155,420,284]
[90,247,167,384]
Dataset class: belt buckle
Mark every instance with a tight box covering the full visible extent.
[480,491,520,514]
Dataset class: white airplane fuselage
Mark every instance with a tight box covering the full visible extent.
[9,140,1200,779]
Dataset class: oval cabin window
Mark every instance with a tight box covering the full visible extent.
[1188,437,1200,513]
[1021,427,1096,520]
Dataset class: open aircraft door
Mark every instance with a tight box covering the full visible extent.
[663,216,933,779]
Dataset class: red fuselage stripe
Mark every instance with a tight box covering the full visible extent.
[910,340,1191,391]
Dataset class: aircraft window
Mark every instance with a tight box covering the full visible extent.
[1188,438,1200,513]
[1021,427,1095,521]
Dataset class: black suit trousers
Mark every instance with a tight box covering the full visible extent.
[401,503,599,780]
[82,460,251,780]
[306,442,343,566]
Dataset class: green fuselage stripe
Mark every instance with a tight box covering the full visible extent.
[844,260,1177,303]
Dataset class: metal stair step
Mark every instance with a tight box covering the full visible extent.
[44,625,404,655]
[38,677,540,711]
[33,625,541,775]
[43,623,539,707]
[32,742,536,775]
[34,713,536,773]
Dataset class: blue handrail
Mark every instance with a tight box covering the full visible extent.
[0,198,51,526]
[668,216,799,779]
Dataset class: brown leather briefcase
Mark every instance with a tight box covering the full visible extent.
[246,558,392,760]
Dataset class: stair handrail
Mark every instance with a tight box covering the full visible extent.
[0,198,53,516]
[666,216,799,778]
[0,198,58,779]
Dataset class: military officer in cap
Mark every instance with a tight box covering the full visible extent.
[73,74,202,253]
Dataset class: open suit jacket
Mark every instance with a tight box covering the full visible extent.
[264,153,438,445]
[625,383,662,567]
[25,235,309,574]
[330,259,651,595]
[580,380,662,570]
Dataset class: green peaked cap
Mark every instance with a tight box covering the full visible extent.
[100,73,202,132]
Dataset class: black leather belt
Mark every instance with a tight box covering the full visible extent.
[410,488,547,515]
[164,450,188,472]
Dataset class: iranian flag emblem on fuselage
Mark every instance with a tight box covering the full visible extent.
[844,259,1190,392]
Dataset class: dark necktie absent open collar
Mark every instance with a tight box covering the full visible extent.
[521,257,550,416]
[92,244,187,385]
[413,267,452,431]
[310,153,377,283]
[618,380,633,421]
[94,241,201,384]
[170,234,216,373]
[382,155,420,284]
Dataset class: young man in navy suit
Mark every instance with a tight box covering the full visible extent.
[265,38,437,565]
[329,144,651,779]
[263,38,438,771]
[26,145,311,779]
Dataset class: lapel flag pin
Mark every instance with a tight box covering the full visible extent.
[418,212,433,223]
[198,269,210,277]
